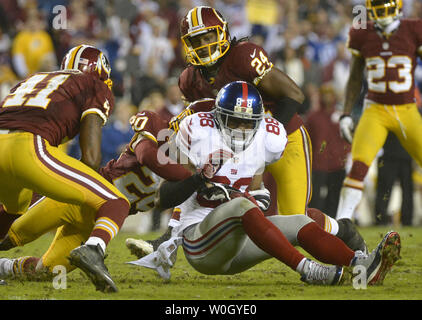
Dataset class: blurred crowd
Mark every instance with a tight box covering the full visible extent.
[1,0,422,227]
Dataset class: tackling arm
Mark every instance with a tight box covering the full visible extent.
[339,54,365,144]
[343,54,365,115]
[257,67,305,126]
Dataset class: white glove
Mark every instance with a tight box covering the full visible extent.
[248,188,271,211]
[339,115,354,144]
[127,237,182,281]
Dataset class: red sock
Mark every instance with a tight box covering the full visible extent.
[13,256,40,275]
[90,198,129,245]
[297,222,355,266]
[305,208,326,230]
[241,207,305,271]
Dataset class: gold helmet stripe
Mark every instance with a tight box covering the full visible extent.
[67,45,83,69]
[191,7,199,28]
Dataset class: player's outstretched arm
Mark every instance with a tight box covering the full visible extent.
[79,113,103,170]
[339,54,365,144]
[343,54,365,115]
[134,138,192,181]
[257,67,305,126]
[154,162,206,210]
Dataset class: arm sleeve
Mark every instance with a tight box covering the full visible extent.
[134,138,192,181]
[157,174,206,209]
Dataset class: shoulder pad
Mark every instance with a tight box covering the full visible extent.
[262,116,287,158]
[188,98,215,113]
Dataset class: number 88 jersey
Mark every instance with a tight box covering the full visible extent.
[175,111,287,230]
[347,18,422,105]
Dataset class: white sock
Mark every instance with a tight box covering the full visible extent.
[85,237,106,255]
[0,258,15,277]
[326,216,339,236]
[295,257,308,275]
[336,186,363,220]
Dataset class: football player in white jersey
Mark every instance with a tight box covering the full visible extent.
[143,81,401,286]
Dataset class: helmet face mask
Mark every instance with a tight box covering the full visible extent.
[214,81,264,152]
[61,45,113,90]
[180,6,230,67]
[366,0,402,27]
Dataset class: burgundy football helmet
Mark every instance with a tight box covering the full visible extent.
[180,6,230,66]
[61,44,112,89]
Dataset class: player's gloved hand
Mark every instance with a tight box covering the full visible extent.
[199,183,231,201]
[169,108,194,132]
[339,114,354,144]
[199,149,233,180]
[248,188,271,211]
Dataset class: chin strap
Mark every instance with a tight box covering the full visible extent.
[375,19,400,37]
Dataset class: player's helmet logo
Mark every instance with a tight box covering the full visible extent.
[61,45,113,89]
[180,6,230,67]
[366,0,402,27]
[214,81,264,152]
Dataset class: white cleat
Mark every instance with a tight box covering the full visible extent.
[126,238,154,259]
[300,259,344,285]
[0,258,14,278]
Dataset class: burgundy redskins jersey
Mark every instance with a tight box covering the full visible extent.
[99,110,168,214]
[179,41,303,134]
[0,70,113,146]
[347,19,422,105]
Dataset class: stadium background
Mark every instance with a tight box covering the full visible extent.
[0,0,421,233]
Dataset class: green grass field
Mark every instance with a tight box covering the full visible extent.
[0,226,421,301]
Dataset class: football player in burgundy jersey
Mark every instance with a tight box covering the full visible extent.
[132,6,367,256]
[0,110,192,285]
[0,45,131,292]
[336,0,422,222]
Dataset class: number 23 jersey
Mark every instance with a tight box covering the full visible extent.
[175,111,287,231]
[347,18,422,105]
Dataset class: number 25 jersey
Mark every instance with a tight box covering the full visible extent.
[347,19,422,105]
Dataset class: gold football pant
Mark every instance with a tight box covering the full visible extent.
[352,102,422,168]
[9,197,95,272]
[266,126,312,215]
[0,132,127,215]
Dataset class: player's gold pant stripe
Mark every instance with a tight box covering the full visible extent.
[300,126,312,207]
[35,135,118,200]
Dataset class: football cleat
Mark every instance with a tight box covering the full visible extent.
[300,259,344,285]
[351,231,401,285]
[68,244,118,293]
[0,258,14,278]
[0,279,6,285]
[126,238,154,259]
[337,218,368,254]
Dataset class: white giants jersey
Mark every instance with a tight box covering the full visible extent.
[175,111,287,231]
